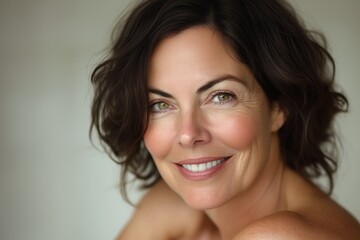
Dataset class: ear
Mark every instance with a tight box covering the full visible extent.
[270,102,287,132]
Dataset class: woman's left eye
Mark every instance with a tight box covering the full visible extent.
[211,92,235,104]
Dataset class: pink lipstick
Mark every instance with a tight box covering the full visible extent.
[176,156,231,181]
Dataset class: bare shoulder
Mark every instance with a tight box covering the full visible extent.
[235,209,360,240]
[116,180,207,240]
[235,171,360,240]
[233,211,303,240]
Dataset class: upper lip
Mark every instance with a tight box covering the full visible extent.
[177,156,232,165]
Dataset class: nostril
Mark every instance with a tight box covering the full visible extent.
[177,112,211,147]
[179,133,197,146]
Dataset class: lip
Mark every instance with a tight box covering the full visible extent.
[176,156,232,181]
[177,156,231,165]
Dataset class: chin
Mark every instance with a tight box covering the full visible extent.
[180,187,229,210]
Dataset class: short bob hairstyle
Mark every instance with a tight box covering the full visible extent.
[90,0,348,200]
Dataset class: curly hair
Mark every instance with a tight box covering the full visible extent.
[90,0,348,201]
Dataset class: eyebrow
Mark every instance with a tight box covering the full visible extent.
[148,88,174,98]
[148,74,246,98]
[196,74,246,93]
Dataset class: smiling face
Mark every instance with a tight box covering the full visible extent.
[144,26,285,210]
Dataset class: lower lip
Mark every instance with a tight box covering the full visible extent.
[176,158,230,181]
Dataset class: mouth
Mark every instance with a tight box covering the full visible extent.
[179,156,231,173]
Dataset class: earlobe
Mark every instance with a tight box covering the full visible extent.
[270,102,287,132]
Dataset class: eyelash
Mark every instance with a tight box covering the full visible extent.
[149,100,172,113]
[148,90,237,114]
[208,90,237,105]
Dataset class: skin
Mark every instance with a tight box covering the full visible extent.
[117,26,360,240]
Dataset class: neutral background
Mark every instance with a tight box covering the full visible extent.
[0,0,359,239]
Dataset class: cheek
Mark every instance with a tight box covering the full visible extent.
[143,121,175,159]
[212,114,259,149]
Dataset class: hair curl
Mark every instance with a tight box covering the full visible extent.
[90,0,348,201]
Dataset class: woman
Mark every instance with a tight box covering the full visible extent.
[90,0,360,239]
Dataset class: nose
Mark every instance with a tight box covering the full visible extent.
[178,108,211,148]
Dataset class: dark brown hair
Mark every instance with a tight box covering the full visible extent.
[90,0,348,201]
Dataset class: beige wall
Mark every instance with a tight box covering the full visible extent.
[0,0,359,239]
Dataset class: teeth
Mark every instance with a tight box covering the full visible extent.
[182,159,224,172]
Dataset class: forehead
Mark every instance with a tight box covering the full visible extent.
[151,26,233,61]
[148,26,256,89]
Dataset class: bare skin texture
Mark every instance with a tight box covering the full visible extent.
[117,27,360,240]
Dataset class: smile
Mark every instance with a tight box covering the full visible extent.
[182,159,225,172]
[177,156,231,181]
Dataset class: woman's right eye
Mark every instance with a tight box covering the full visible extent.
[149,101,171,113]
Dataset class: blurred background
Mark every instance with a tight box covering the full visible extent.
[0,0,359,239]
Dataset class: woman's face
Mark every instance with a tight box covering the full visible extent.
[144,26,284,210]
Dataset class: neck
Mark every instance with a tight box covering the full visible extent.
[205,135,287,240]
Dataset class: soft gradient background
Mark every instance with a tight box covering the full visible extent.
[0,0,359,239]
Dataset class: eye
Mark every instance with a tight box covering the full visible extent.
[149,101,171,113]
[211,91,235,104]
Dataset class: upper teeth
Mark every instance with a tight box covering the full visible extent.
[182,159,224,172]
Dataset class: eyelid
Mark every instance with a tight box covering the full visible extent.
[149,99,175,113]
[207,90,237,104]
